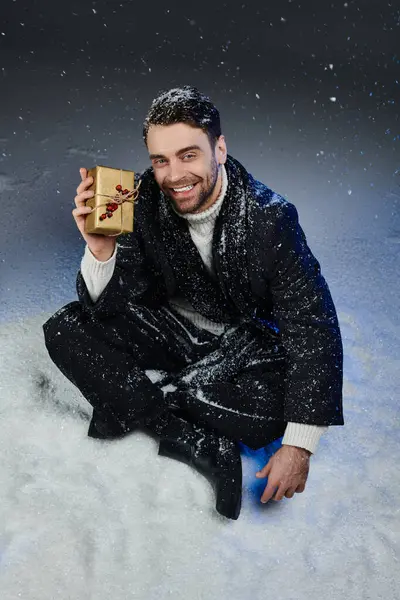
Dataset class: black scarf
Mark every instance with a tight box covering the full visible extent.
[135,154,261,325]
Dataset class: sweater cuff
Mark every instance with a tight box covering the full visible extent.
[281,422,328,455]
[81,243,118,277]
[80,243,118,303]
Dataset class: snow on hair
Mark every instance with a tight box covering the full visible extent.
[142,85,222,147]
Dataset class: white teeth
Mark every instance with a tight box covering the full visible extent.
[172,184,194,192]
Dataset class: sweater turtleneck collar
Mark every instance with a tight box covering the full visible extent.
[170,163,228,229]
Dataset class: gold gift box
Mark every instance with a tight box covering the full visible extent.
[84,165,138,236]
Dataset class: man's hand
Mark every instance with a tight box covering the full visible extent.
[255,445,311,503]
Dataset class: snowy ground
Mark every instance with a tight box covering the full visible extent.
[0,306,398,599]
[0,58,399,599]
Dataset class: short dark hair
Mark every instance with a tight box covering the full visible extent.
[142,85,222,150]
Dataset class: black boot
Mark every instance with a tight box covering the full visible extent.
[145,408,242,520]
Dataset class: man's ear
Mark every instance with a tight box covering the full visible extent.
[217,135,227,163]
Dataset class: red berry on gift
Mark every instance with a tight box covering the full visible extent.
[100,213,107,220]
[123,188,129,194]
[116,184,122,191]
[107,212,113,218]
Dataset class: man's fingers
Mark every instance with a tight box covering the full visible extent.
[284,487,296,499]
[80,167,87,181]
[295,483,306,493]
[260,481,279,504]
[74,190,94,207]
[76,175,93,196]
[256,461,272,478]
[273,484,287,502]
[72,206,93,218]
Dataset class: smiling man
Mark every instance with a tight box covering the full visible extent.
[148,125,222,216]
[43,85,344,521]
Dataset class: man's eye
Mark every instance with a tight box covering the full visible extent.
[154,154,195,165]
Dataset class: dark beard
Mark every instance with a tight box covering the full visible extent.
[167,156,220,215]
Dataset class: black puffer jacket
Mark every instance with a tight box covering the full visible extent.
[76,154,344,427]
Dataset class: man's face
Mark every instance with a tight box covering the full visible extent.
[146,122,226,215]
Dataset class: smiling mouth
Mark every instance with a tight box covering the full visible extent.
[169,182,198,197]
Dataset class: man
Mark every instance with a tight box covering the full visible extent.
[42,85,344,521]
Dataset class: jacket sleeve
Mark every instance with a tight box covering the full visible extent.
[76,227,164,320]
[259,200,344,426]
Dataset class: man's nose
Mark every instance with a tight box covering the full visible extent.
[166,160,187,183]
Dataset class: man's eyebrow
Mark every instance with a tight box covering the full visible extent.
[149,145,203,160]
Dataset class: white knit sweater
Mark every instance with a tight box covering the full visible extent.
[80,163,328,454]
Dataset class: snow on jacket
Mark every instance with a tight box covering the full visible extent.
[76,153,344,428]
